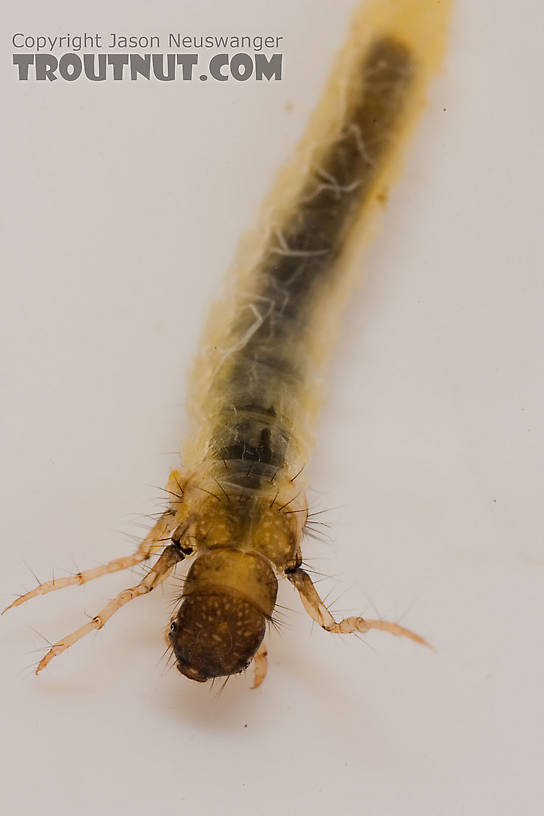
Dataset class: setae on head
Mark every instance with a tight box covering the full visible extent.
[169,548,278,682]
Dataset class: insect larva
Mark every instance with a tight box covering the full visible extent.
[4,0,452,687]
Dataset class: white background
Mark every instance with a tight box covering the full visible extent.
[1,1,543,814]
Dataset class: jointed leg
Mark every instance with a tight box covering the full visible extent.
[2,512,177,614]
[287,568,431,647]
[251,641,269,689]
[35,544,184,674]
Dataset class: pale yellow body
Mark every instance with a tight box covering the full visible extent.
[5,0,452,685]
[184,0,453,477]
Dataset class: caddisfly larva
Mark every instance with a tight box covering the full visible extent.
[4,0,452,687]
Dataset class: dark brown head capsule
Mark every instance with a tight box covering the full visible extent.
[169,548,278,682]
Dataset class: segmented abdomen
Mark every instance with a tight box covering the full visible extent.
[200,39,413,491]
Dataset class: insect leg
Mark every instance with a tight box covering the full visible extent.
[287,568,431,648]
[35,544,186,674]
[251,641,269,689]
[2,512,178,614]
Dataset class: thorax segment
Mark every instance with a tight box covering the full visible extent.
[167,465,306,573]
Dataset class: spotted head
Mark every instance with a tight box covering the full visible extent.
[169,548,278,682]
